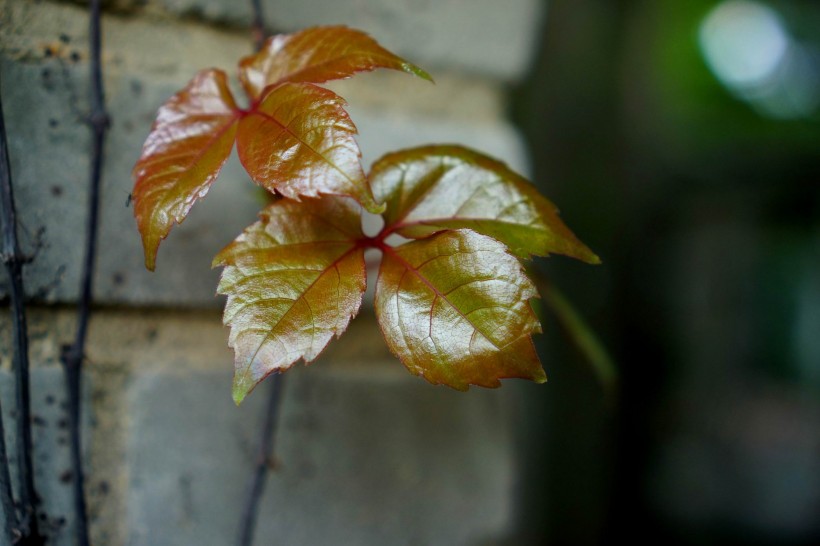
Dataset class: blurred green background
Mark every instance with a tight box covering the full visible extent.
[513,0,819,544]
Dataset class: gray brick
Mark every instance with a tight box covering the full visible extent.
[128,367,516,546]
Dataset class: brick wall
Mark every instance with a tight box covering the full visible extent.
[0,1,546,544]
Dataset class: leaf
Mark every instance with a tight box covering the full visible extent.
[239,25,432,99]
[213,196,366,404]
[375,229,545,390]
[236,82,383,213]
[370,145,600,263]
[132,69,240,270]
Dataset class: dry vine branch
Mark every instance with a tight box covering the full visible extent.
[250,0,268,52]
[0,82,20,546]
[0,411,15,544]
[58,0,110,544]
[237,374,284,546]
[236,5,288,545]
[0,74,43,545]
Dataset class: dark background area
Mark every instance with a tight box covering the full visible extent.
[513,0,819,544]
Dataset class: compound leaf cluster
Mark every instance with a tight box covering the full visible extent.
[132,26,599,404]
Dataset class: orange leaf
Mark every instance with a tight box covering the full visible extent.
[132,69,240,270]
[213,197,366,404]
[236,82,383,213]
[375,229,546,390]
[239,26,432,99]
[371,145,600,263]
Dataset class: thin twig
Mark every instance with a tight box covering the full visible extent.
[237,374,284,546]
[236,9,286,544]
[250,0,267,51]
[59,1,109,544]
[0,399,17,544]
[0,74,43,545]
[0,82,19,546]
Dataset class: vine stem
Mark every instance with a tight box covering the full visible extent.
[235,6,287,545]
[0,74,43,544]
[0,402,16,544]
[250,0,267,51]
[237,374,284,546]
[59,0,109,544]
[531,271,618,403]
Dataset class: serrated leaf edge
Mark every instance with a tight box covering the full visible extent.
[374,228,546,390]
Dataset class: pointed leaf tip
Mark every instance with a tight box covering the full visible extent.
[232,371,254,405]
[132,68,239,270]
[143,246,156,272]
[400,61,434,83]
[239,26,432,98]
[371,145,598,263]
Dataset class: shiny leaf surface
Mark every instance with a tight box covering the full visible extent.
[132,69,240,270]
[239,26,432,99]
[214,197,366,404]
[375,229,546,390]
[371,145,600,263]
[236,82,383,213]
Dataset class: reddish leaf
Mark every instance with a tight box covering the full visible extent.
[236,82,383,213]
[239,26,432,99]
[213,197,366,404]
[375,229,545,390]
[132,69,240,270]
[370,145,600,263]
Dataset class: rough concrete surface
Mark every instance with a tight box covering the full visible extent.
[129,370,516,546]
[0,0,529,308]
[1,308,528,545]
[157,0,544,81]
[0,368,90,546]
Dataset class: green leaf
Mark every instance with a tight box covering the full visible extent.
[239,25,432,99]
[370,145,600,263]
[213,197,366,404]
[375,229,545,390]
[236,82,384,213]
[132,69,240,270]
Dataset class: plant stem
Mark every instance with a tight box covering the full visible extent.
[236,10,286,545]
[0,400,16,544]
[250,0,267,51]
[59,1,109,544]
[532,272,618,401]
[0,74,43,544]
[237,373,284,546]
